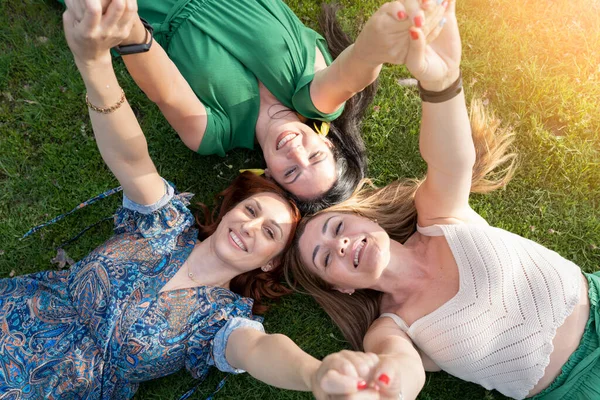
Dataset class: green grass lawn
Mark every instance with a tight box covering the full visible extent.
[1,0,599,399]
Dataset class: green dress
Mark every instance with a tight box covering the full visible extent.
[138,0,345,156]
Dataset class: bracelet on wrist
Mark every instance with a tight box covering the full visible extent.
[112,18,154,56]
[86,88,126,114]
[418,71,463,103]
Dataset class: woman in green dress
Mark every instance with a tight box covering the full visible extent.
[62,0,443,213]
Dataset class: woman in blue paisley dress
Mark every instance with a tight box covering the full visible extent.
[0,2,385,399]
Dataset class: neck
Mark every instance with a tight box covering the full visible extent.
[255,83,298,150]
[371,234,432,301]
[185,237,240,289]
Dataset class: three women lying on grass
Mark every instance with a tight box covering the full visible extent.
[60,0,445,213]
[286,2,599,400]
[0,1,441,399]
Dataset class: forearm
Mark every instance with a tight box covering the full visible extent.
[228,330,320,391]
[120,20,184,105]
[419,84,475,174]
[311,44,382,113]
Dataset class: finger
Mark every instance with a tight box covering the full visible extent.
[381,1,409,22]
[81,0,102,29]
[320,370,365,395]
[101,0,127,30]
[405,27,428,77]
[424,15,446,44]
[64,0,82,22]
[402,0,425,29]
[421,0,446,39]
[341,352,379,379]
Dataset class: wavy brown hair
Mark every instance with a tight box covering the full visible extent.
[285,100,518,350]
[195,172,301,314]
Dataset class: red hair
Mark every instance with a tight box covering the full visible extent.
[195,172,301,314]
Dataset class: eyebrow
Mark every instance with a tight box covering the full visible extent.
[312,215,334,268]
[287,153,329,185]
[255,199,283,239]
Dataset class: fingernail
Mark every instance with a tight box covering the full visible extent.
[397,11,407,20]
[410,30,419,40]
[414,16,423,28]
[437,0,443,4]
[378,374,390,385]
[439,17,447,27]
[357,380,368,390]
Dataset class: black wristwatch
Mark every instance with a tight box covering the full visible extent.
[112,18,154,55]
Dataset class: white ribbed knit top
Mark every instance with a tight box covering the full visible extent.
[381,223,582,399]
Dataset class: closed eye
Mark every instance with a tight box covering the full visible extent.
[264,227,275,240]
[335,221,343,236]
[324,252,331,268]
[310,151,322,160]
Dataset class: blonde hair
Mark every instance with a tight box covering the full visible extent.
[284,99,518,350]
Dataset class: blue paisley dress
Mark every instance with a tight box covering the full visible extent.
[0,183,263,399]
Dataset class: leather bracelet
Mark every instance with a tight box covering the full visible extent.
[86,88,126,114]
[418,71,463,103]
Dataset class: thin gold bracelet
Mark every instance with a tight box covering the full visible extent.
[86,88,126,114]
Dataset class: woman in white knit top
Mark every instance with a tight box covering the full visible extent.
[287,1,598,399]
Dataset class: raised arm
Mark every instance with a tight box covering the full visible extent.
[63,0,165,205]
[404,0,477,225]
[310,0,447,114]
[117,18,209,151]
[67,0,208,151]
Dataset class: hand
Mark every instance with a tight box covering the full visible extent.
[62,0,138,66]
[353,0,448,67]
[311,351,380,399]
[405,0,461,91]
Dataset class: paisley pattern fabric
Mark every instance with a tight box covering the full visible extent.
[0,190,259,399]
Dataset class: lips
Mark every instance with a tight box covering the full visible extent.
[353,238,367,268]
[276,131,299,150]
[229,230,247,252]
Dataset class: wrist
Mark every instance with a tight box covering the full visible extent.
[302,359,321,391]
[418,68,461,92]
[120,18,147,46]
[74,55,113,75]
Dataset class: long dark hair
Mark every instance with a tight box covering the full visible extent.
[294,3,378,214]
[195,172,302,314]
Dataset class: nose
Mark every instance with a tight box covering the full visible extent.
[331,237,350,257]
[241,218,262,236]
[287,145,309,167]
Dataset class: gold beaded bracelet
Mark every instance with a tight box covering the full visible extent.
[85,88,126,114]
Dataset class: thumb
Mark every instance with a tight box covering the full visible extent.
[405,27,428,78]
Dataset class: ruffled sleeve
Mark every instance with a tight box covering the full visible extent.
[185,292,263,379]
[211,317,265,373]
[113,181,195,255]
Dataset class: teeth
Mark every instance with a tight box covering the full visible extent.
[277,132,298,150]
[354,240,366,267]
[230,231,247,251]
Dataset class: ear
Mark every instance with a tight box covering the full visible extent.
[321,136,334,149]
[264,168,271,178]
[335,287,355,295]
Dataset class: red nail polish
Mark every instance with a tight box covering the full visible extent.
[410,30,419,40]
[414,16,423,28]
[378,374,390,385]
[357,380,368,390]
[397,11,407,20]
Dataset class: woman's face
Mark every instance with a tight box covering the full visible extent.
[213,193,295,272]
[262,121,337,200]
[298,212,391,291]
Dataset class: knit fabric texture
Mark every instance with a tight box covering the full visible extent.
[386,223,582,399]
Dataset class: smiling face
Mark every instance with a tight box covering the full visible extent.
[262,121,337,199]
[212,192,295,272]
[298,212,391,291]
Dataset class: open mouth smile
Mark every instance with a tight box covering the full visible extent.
[229,230,248,252]
[353,238,367,268]
[276,131,300,150]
